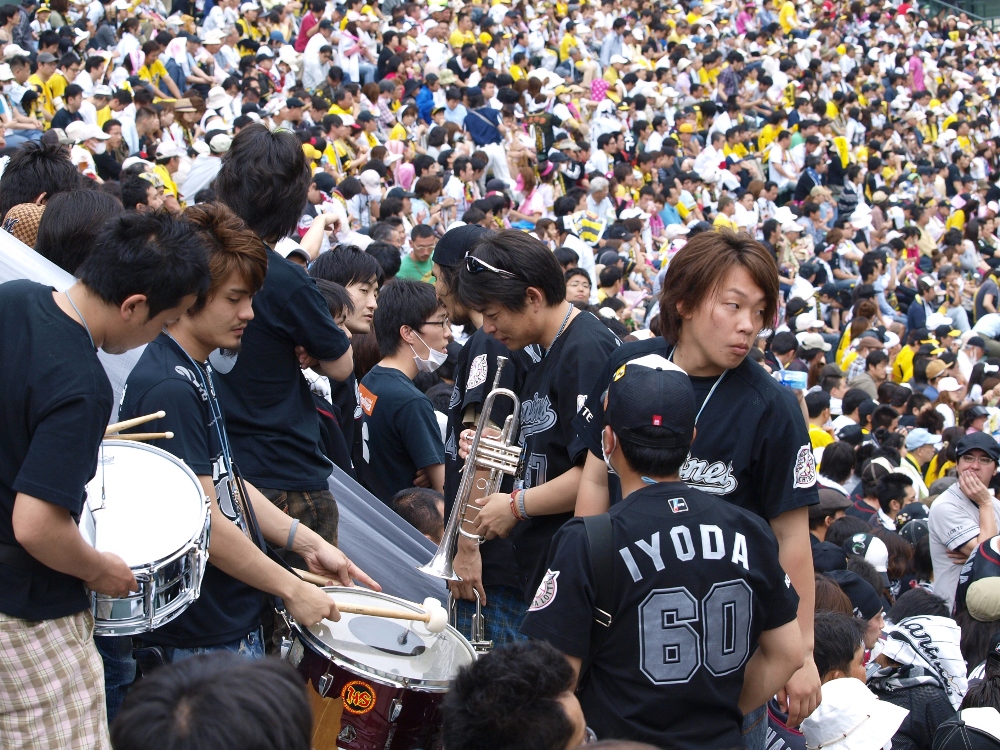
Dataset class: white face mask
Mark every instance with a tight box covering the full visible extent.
[602,434,618,476]
[410,332,447,373]
[92,141,106,154]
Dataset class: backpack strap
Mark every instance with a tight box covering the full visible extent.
[578,513,614,688]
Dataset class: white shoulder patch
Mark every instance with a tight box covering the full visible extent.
[793,444,817,489]
[467,353,488,390]
[528,569,560,612]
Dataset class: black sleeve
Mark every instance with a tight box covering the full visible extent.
[277,282,351,364]
[129,379,213,476]
[562,328,619,465]
[14,394,110,513]
[754,525,801,631]
[519,517,595,658]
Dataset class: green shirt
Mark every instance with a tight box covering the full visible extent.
[397,254,435,283]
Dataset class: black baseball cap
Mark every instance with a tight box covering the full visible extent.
[433,224,494,268]
[357,110,375,123]
[597,250,623,266]
[485,178,508,193]
[894,502,928,529]
[311,172,336,195]
[956,432,1000,463]
[932,710,1000,750]
[828,570,883,620]
[605,354,696,449]
[813,541,848,573]
[285,97,305,109]
[386,187,415,199]
[604,224,633,241]
[899,518,929,546]
[968,336,987,349]
[548,151,570,163]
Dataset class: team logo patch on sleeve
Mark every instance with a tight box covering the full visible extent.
[793,445,817,489]
[528,569,560,612]
[467,354,488,390]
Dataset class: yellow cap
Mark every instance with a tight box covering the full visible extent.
[836,44,846,54]
[679,123,694,133]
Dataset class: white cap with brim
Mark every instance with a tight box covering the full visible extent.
[801,678,909,750]
[275,237,309,262]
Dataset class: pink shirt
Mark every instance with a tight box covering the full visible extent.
[909,55,925,92]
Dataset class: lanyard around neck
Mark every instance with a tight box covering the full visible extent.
[669,347,729,424]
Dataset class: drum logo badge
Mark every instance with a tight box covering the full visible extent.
[341,680,377,714]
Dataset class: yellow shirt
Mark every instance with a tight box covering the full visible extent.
[449,29,476,49]
[946,209,966,232]
[388,122,407,141]
[893,344,915,384]
[139,59,169,91]
[327,104,352,117]
[28,73,55,116]
[510,64,524,81]
[559,33,579,62]
[47,71,68,101]
[758,123,780,153]
[96,104,111,128]
[152,163,180,203]
[809,425,834,449]
[713,213,738,231]
[779,0,798,32]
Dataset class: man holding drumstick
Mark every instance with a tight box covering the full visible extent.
[99,204,378,713]
[0,212,209,749]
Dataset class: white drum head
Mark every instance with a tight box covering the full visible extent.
[304,587,475,687]
[83,440,206,567]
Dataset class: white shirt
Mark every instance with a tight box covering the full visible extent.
[929,483,1000,609]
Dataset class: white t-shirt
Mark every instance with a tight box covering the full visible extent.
[929,483,1000,609]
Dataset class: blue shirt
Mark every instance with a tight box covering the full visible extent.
[444,103,467,126]
[464,106,503,146]
[659,204,682,226]
[599,32,623,67]
[416,84,435,124]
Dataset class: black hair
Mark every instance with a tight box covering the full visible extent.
[120,175,153,210]
[958,609,1000,670]
[806,391,832,419]
[313,278,354,320]
[825,516,874,548]
[887,588,949,623]
[365,241,401,281]
[459,229,566,313]
[110,652,311,750]
[813,611,866,678]
[372,279,440,358]
[441,640,576,750]
[215,124,311,242]
[390,487,444,542]
[34,190,124,275]
[617,425,690,478]
[870,404,900,430]
[819,441,855,485]
[962,672,1000,711]
[411,223,436,241]
[875,473,911,514]
[309,244,384,287]
[841,388,870,417]
[599,265,623,288]
[0,140,81,218]
[554,247,579,268]
[846,556,887,602]
[77,212,209,319]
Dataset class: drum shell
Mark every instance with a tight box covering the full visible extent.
[290,629,444,750]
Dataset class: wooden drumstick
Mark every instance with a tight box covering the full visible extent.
[106,411,166,435]
[108,432,174,441]
[293,569,448,632]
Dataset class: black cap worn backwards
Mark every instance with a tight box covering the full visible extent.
[605,354,696,449]
[432,224,494,268]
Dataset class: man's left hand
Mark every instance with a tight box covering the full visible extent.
[472,492,519,539]
[777,657,822,727]
[301,542,381,591]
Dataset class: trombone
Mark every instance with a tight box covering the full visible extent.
[418,356,523,654]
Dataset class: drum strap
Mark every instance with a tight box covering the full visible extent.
[578,513,614,693]
[0,542,50,574]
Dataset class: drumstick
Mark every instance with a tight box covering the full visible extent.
[105,411,166,435]
[108,432,174,441]
[292,568,448,632]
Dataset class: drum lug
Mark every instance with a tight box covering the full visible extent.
[318,672,334,697]
[279,637,292,660]
[388,698,403,722]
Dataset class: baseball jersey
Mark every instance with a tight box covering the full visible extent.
[929,484,1000,610]
[572,338,819,518]
[444,328,532,590]
[511,311,620,601]
[955,536,1000,617]
[521,481,799,749]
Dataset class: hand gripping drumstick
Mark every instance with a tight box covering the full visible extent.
[293,568,449,633]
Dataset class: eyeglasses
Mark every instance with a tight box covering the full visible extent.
[421,317,451,330]
[465,255,520,280]
[959,454,996,466]
[566,279,591,289]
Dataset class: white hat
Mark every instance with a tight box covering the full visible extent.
[795,313,824,332]
[850,210,873,229]
[359,169,382,197]
[937,376,962,393]
[274,237,309,262]
[64,121,90,143]
[773,206,797,225]
[206,86,233,110]
[3,44,30,60]
[110,0,129,9]
[255,45,273,58]
[884,331,901,349]
[663,224,689,239]
[801,679,908,750]
[0,63,13,82]
[781,221,804,233]
[93,84,113,97]
[677,58,692,71]
[121,156,152,171]
[926,312,954,329]
[796,331,832,351]
[202,29,225,44]
[338,114,356,127]
[73,28,89,43]
[278,45,300,70]
[239,1,260,11]
[620,207,650,221]
[155,140,183,160]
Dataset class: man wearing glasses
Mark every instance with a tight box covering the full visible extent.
[358,280,451,503]
[929,432,1000,610]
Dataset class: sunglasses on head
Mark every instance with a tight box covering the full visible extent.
[465,255,520,280]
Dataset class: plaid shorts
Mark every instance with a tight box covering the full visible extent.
[259,487,339,548]
[0,609,111,749]
[454,585,528,648]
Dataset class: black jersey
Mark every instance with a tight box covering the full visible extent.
[329,374,363,472]
[444,328,532,590]
[573,338,818,519]
[511,311,620,601]
[521,481,799,749]
[955,536,1000,618]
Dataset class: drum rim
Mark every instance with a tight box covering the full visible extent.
[292,586,477,690]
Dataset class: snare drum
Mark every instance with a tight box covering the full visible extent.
[286,587,476,750]
[81,440,210,636]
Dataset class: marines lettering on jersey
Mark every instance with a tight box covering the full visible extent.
[679,456,738,495]
[519,392,558,439]
[618,526,751,583]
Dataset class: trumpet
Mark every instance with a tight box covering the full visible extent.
[418,356,523,654]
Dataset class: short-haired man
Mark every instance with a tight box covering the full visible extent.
[215,125,353,551]
[397,224,438,283]
[0,212,209,747]
[521,355,803,748]
[359,280,450,502]
[573,230,822,736]
[847,350,889,399]
[120,174,165,213]
[806,391,834,449]
[929,433,1000,610]
[809,489,851,543]
[872,474,913,532]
